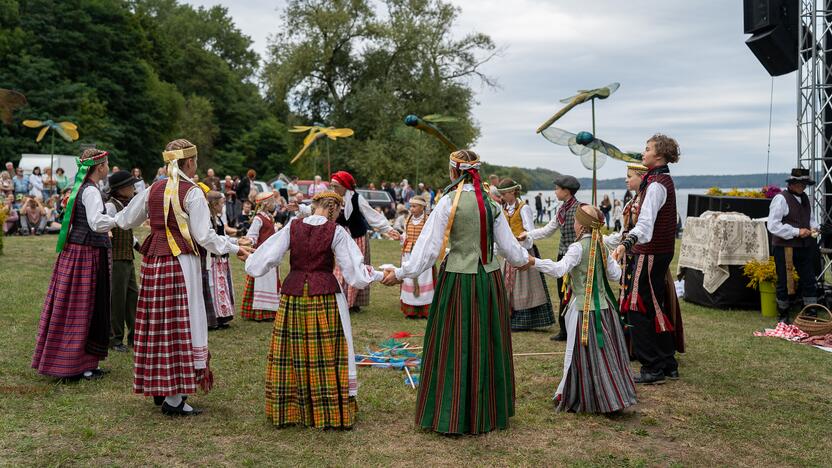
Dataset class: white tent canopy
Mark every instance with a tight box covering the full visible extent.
[17,153,78,181]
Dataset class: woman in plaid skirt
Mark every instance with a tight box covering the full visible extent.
[496,179,555,331]
[240,191,281,321]
[33,148,114,380]
[245,191,382,429]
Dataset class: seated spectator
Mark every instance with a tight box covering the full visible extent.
[392,204,409,232]
[236,199,254,236]
[1,194,19,235]
[44,195,62,233]
[20,196,48,235]
[0,171,13,197]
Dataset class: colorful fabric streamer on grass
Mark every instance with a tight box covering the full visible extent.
[356,337,422,388]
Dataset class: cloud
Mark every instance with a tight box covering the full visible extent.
[184,0,799,178]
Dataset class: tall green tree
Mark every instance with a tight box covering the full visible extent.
[264,0,498,187]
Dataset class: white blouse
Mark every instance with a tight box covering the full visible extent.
[395,184,529,280]
[534,236,622,282]
[245,215,382,287]
[82,185,117,233]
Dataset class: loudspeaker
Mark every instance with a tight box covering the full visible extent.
[746,25,799,76]
[686,194,772,219]
[744,0,800,76]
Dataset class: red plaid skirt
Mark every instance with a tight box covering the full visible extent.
[133,256,207,396]
[240,275,277,321]
[32,244,105,377]
[333,234,370,308]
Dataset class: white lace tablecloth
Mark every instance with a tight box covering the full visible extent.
[677,211,769,293]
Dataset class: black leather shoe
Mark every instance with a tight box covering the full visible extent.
[634,370,666,385]
[664,369,680,380]
[111,344,129,353]
[154,395,187,406]
[349,306,361,313]
[83,368,108,380]
[550,333,567,342]
[161,400,201,416]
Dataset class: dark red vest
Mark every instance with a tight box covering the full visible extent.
[771,191,813,248]
[632,173,676,255]
[140,179,197,257]
[281,220,341,296]
[255,212,276,245]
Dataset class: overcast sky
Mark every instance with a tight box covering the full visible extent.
[185,0,797,178]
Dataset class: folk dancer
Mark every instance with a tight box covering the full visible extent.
[518,174,582,341]
[33,148,113,380]
[382,150,533,435]
[206,190,237,328]
[241,191,281,321]
[767,168,820,324]
[113,139,250,416]
[105,170,141,352]
[399,195,435,319]
[497,178,555,331]
[246,191,382,429]
[613,134,683,385]
[530,205,637,413]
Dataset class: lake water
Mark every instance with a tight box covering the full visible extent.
[523,188,747,227]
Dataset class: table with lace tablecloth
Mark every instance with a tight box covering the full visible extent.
[677,211,770,294]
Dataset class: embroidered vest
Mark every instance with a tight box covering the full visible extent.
[67,181,111,249]
[771,191,813,248]
[445,191,501,274]
[632,173,676,255]
[558,200,579,255]
[140,178,196,257]
[505,201,526,237]
[110,198,134,261]
[255,212,276,246]
[281,220,341,296]
[402,214,428,254]
[569,236,613,311]
[336,191,369,238]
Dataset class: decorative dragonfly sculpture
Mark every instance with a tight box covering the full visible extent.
[535,83,620,134]
[0,89,27,125]
[22,118,80,174]
[541,127,641,170]
[288,126,354,164]
[404,114,459,152]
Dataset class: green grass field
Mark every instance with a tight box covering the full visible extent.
[1,233,830,467]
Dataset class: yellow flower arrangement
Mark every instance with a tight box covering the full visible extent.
[743,257,797,289]
[707,187,766,198]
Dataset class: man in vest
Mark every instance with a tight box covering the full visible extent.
[519,174,582,341]
[613,134,682,385]
[766,168,819,324]
[105,170,141,352]
[113,139,252,416]
[303,170,400,312]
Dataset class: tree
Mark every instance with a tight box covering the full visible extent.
[264,0,498,186]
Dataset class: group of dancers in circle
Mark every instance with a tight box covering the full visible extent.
[31,134,684,434]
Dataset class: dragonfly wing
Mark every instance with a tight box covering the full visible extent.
[541,127,576,145]
[53,125,73,142]
[23,119,43,128]
[36,126,49,142]
[58,121,78,131]
[586,138,640,163]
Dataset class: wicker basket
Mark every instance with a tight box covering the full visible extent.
[794,304,832,337]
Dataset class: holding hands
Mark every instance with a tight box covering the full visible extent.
[381,268,402,286]
[236,245,254,261]
[385,230,401,241]
[612,245,626,262]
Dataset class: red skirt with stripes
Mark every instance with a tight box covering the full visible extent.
[32,244,108,377]
[133,256,206,396]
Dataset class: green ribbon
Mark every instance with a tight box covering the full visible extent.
[56,158,97,253]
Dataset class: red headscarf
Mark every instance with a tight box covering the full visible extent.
[331,171,356,191]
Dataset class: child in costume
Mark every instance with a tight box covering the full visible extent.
[399,195,435,319]
[383,150,532,435]
[530,204,637,413]
[241,191,281,321]
[245,191,382,429]
[206,190,237,328]
[497,178,555,331]
[105,170,141,352]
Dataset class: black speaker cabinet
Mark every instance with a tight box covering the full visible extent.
[745,25,799,76]
[686,194,772,219]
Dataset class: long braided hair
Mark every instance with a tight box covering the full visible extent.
[313,196,342,222]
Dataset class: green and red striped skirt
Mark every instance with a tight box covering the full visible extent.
[415,265,515,435]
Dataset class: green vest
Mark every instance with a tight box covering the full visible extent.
[569,236,612,311]
[445,190,501,274]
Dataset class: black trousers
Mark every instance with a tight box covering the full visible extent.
[625,253,677,374]
[773,245,817,307]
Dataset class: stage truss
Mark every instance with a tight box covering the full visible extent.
[798,0,832,277]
